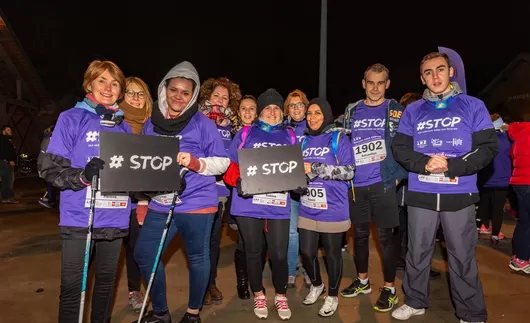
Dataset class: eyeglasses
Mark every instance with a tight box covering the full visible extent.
[125,89,146,99]
[288,102,306,109]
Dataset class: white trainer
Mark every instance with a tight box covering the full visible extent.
[391,304,426,320]
[303,284,325,305]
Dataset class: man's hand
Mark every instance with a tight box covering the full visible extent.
[9,161,15,167]
[426,155,448,174]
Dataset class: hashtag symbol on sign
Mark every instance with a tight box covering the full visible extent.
[253,142,262,148]
[416,122,425,131]
[246,165,257,176]
[109,155,124,169]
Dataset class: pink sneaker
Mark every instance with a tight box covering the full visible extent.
[498,232,505,240]
[509,256,530,274]
[479,225,491,234]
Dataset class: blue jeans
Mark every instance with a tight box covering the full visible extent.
[288,199,300,276]
[134,209,214,311]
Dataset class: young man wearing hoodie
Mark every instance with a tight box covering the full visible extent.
[391,52,497,323]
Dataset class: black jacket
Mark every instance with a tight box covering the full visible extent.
[391,128,498,211]
[0,135,16,162]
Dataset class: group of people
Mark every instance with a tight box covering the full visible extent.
[40,50,530,323]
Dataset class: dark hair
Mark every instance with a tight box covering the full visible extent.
[166,77,196,92]
[399,92,422,108]
[420,52,451,73]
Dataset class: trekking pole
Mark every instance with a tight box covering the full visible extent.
[136,168,189,323]
[78,175,98,323]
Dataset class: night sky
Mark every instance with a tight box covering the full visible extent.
[3,1,530,115]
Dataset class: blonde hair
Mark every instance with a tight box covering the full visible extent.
[283,89,309,115]
[125,76,153,122]
[82,60,126,99]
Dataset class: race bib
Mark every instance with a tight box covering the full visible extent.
[252,193,288,207]
[85,189,128,209]
[418,173,459,185]
[152,193,182,206]
[354,139,386,166]
[301,187,328,210]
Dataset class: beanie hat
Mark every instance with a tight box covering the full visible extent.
[257,88,284,116]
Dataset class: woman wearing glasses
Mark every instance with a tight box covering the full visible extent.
[119,76,153,312]
[283,89,311,288]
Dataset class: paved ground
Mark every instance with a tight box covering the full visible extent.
[1,177,529,323]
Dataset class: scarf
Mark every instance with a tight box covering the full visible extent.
[199,100,233,127]
[422,82,463,105]
[119,101,147,134]
[151,101,198,136]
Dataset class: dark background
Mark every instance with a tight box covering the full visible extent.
[3,1,530,115]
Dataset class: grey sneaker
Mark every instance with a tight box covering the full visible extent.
[287,275,296,288]
[128,291,145,313]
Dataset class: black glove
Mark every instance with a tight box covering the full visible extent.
[292,186,309,196]
[83,157,105,182]
[177,176,187,195]
[236,178,252,198]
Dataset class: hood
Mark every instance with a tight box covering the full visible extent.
[508,122,530,140]
[157,61,200,118]
[422,82,463,103]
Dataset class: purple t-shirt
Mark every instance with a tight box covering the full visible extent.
[216,125,232,197]
[300,132,353,223]
[350,100,387,187]
[144,112,229,213]
[397,95,494,194]
[229,125,294,219]
[47,104,132,229]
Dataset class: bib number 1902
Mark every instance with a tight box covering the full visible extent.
[355,141,382,154]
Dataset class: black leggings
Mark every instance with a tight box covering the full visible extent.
[236,216,289,294]
[354,222,398,283]
[477,187,509,236]
[123,209,141,292]
[299,229,344,296]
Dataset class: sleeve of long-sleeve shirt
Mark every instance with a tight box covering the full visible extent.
[197,119,230,176]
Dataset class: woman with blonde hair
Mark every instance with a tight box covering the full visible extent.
[119,76,153,312]
[40,60,132,322]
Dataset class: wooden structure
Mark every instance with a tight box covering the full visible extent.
[0,10,57,155]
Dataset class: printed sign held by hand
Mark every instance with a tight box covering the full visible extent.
[238,144,306,195]
[99,132,181,192]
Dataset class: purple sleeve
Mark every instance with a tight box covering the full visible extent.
[337,133,354,166]
[472,100,494,132]
[46,113,75,160]
[397,106,414,137]
[202,119,229,158]
[228,130,243,163]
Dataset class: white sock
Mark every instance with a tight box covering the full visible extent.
[359,277,369,284]
[386,286,396,293]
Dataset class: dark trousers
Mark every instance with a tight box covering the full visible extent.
[0,160,14,200]
[58,238,122,323]
[46,182,57,202]
[123,209,142,292]
[403,205,487,322]
[512,185,530,260]
[209,202,223,284]
[236,216,289,294]
[299,229,344,296]
[397,206,407,261]
[477,186,509,235]
[134,209,214,311]
[354,222,398,283]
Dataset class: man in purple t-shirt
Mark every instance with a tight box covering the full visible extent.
[341,64,407,313]
[391,52,497,323]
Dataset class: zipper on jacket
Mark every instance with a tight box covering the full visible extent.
[436,193,440,211]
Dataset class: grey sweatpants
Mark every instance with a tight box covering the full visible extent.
[403,205,487,322]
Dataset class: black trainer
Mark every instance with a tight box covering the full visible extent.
[179,312,201,323]
[340,278,371,298]
[373,287,398,312]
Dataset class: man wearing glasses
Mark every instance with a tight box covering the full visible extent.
[341,64,407,312]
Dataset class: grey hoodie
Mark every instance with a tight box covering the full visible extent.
[157,61,200,118]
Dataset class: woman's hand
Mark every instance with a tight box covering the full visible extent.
[304,162,312,174]
[177,152,192,167]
